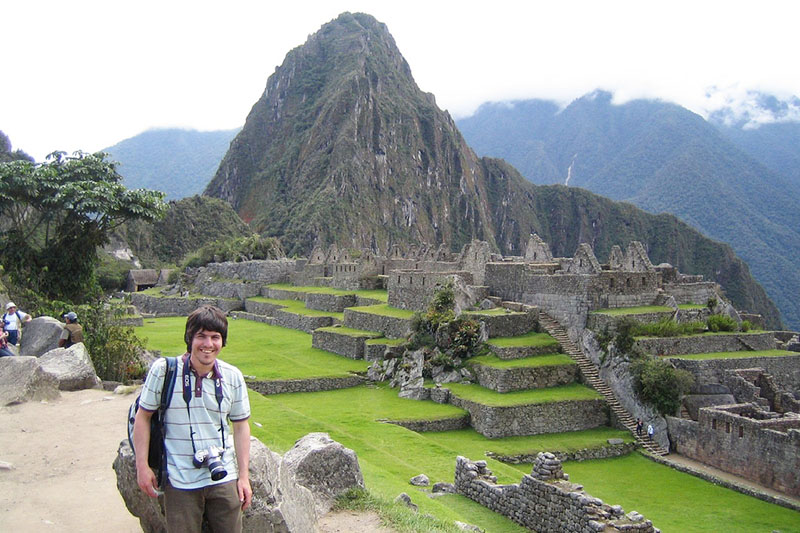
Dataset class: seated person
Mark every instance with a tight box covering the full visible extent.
[0,324,15,357]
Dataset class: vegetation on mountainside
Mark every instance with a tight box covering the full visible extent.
[0,151,166,303]
[457,95,798,329]
[103,128,239,200]
[0,131,33,163]
[182,233,283,268]
[120,195,252,267]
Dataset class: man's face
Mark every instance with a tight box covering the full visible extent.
[190,329,223,372]
[7,307,15,313]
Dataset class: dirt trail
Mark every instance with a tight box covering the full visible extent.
[0,388,395,532]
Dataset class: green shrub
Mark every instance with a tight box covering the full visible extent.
[739,320,751,332]
[630,356,694,415]
[181,234,283,268]
[706,314,737,332]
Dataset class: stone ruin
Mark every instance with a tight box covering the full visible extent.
[455,455,658,533]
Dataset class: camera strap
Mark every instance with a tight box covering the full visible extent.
[181,353,226,454]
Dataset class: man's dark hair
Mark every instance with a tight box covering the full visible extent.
[184,305,228,352]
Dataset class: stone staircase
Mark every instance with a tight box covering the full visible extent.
[538,312,669,456]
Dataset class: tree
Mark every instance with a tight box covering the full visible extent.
[0,151,166,302]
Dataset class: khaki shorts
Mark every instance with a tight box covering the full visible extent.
[165,479,242,533]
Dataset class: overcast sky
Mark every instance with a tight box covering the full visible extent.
[3,0,800,161]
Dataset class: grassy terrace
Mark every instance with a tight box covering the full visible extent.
[138,316,800,532]
[246,296,345,320]
[138,286,238,300]
[366,337,406,346]
[592,305,673,315]
[315,326,382,337]
[138,317,368,380]
[665,349,797,360]
[487,331,560,349]
[346,303,416,319]
[266,283,389,302]
[443,382,601,406]
[468,353,576,369]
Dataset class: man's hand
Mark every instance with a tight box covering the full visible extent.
[232,419,252,510]
[237,477,252,510]
[132,408,159,498]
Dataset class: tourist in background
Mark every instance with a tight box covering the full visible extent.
[0,323,14,357]
[2,302,31,347]
[59,311,84,348]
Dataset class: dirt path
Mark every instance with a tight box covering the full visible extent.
[0,388,395,532]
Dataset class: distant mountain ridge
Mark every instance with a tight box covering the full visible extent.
[457,92,800,330]
[103,128,238,200]
[203,12,781,328]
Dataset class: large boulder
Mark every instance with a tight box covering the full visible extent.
[38,343,101,391]
[282,432,365,516]
[114,433,363,532]
[20,316,64,357]
[0,356,61,405]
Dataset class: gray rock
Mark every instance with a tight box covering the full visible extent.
[281,432,364,516]
[409,474,429,486]
[607,438,624,445]
[19,316,64,357]
[113,436,324,533]
[455,521,484,532]
[38,343,101,391]
[0,356,60,405]
[432,482,456,493]
[394,492,417,511]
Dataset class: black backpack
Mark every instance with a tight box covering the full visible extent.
[127,357,178,486]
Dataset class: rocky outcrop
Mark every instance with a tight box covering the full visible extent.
[19,316,64,357]
[38,343,101,391]
[0,356,60,405]
[113,432,363,532]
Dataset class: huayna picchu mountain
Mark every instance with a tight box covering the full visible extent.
[204,12,782,329]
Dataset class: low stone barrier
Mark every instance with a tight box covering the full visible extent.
[464,310,537,337]
[272,310,337,334]
[247,376,364,395]
[364,342,405,362]
[586,311,674,333]
[635,332,775,356]
[311,328,381,359]
[130,293,243,316]
[305,293,357,312]
[487,441,638,464]
[385,414,470,432]
[448,394,608,438]
[487,341,561,360]
[244,299,286,316]
[455,455,656,533]
[262,287,305,301]
[470,361,578,392]
[229,311,274,325]
[197,279,262,300]
[343,309,411,339]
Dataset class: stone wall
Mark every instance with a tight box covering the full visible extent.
[262,287,305,301]
[667,405,800,497]
[130,293,243,316]
[488,441,639,464]
[447,395,608,438]
[244,299,286,317]
[636,332,776,356]
[311,328,380,359]
[194,279,262,300]
[196,259,299,283]
[385,415,470,432]
[470,362,578,393]
[463,310,538,338]
[387,271,472,311]
[343,309,411,339]
[586,311,674,333]
[246,376,364,395]
[271,310,337,334]
[455,456,656,533]
[662,281,719,305]
[305,293,357,312]
[669,353,800,391]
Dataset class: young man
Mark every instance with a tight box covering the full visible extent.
[3,302,31,347]
[133,305,252,532]
[59,311,84,348]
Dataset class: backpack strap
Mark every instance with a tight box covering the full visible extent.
[155,357,177,486]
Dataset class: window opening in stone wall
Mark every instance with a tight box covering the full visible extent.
[642,276,646,286]
[397,276,400,284]
[610,278,615,289]
[738,426,744,438]
[579,259,583,267]
[626,278,632,288]
[726,422,731,433]
[422,277,425,286]
[632,259,635,268]
[712,419,717,429]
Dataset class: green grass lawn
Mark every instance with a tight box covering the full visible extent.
[544,454,800,533]
[347,304,416,319]
[468,353,575,369]
[266,283,389,302]
[666,349,797,360]
[443,382,601,406]
[487,331,560,349]
[366,337,407,346]
[138,316,799,532]
[246,296,345,320]
[137,317,368,379]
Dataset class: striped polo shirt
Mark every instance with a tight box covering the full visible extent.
[139,355,250,489]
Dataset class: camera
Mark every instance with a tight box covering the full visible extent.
[192,446,228,481]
